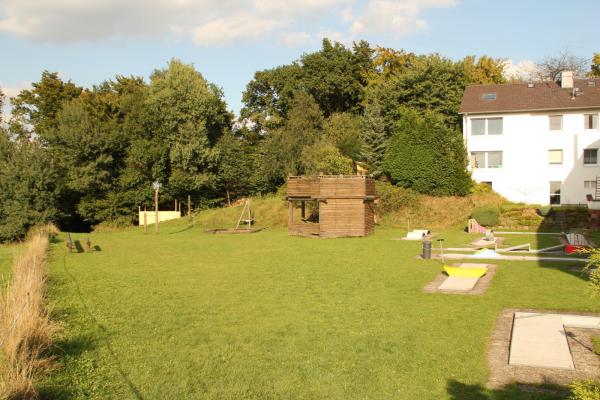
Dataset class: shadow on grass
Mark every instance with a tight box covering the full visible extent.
[167,223,195,235]
[57,254,145,400]
[446,380,566,400]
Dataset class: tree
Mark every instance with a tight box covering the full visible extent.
[301,143,354,175]
[460,55,506,85]
[590,53,600,77]
[300,39,372,116]
[538,50,589,81]
[145,59,232,200]
[360,96,387,177]
[259,92,324,183]
[0,133,59,241]
[10,71,82,140]
[216,131,252,205]
[322,112,362,161]
[383,108,471,196]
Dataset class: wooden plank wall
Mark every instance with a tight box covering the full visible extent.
[319,198,366,237]
[287,177,319,198]
[289,221,320,236]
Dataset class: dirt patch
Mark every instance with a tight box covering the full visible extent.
[422,263,497,295]
[487,308,600,390]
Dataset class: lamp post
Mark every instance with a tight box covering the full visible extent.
[152,181,161,234]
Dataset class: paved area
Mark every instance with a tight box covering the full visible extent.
[488,309,600,390]
[439,276,478,291]
[509,312,600,369]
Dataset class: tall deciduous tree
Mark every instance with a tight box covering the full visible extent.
[10,71,82,140]
[145,59,232,199]
[538,50,589,81]
[590,53,600,77]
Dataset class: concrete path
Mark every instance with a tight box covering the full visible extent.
[509,312,600,369]
[438,276,478,291]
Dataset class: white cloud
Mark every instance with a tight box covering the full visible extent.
[278,32,312,47]
[0,0,458,46]
[503,60,539,82]
[0,81,31,125]
[193,14,284,45]
[350,0,456,37]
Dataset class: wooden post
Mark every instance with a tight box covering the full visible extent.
[174,199,177,211]
[155,189,159,234]
[288,201,293,224]
[187,194,191,219]
[301,201,306,220]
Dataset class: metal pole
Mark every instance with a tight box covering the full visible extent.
[155,189,159,234]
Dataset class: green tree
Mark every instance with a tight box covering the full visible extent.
[0,133,59,241]
[359,97,387,177]
[216,131,252,205]
[460,55,506,84]
[383,109,471,196]
[301,143,354,175]
[322,112,362,161]
[146,60,231,201]
[10,71,82,140]
[260,92,324,183]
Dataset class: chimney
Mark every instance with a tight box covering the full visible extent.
[558,70,574,89]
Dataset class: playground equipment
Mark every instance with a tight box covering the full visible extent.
[405,229,431,240]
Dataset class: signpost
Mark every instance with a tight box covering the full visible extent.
[153,181,160,234]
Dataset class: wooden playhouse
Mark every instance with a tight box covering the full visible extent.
[286,175,377,238]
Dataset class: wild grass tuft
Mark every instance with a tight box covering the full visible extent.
[0,228,56,399]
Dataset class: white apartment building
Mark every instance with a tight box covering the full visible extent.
[460,72,600,205]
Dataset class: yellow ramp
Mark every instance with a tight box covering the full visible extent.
[443,266,487,278]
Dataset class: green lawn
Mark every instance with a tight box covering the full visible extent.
[41,222,599,399]
[0,243,17,285]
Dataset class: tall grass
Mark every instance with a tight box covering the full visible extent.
[0,226,57,399]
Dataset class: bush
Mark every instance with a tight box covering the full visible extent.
[471,206,500,226]
[470,182,492,194]
[383,108,471,196]
[568,380,600,400]
[375,181,421,215]
[537,206,553,217]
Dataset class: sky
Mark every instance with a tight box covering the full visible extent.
[0,0,599,116]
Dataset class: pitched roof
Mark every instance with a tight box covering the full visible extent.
[459,79,600,114]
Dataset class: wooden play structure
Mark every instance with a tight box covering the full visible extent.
[286,175,377,238]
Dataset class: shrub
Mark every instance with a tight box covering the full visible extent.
[568,380,600,400]
[375,181,421,215]
[470,182,492,194]
[471,206,500,226]
[383,108,471,196]
[537,206,553,217]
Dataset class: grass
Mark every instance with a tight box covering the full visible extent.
[39,218,600,400]
[0,229,56,399]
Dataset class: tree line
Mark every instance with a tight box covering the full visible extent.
[1,39,598,241]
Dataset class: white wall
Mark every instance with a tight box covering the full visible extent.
[464,109,600,205]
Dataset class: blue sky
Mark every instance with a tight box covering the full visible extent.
[0,0,598,115]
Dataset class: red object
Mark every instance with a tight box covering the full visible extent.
[565,245,586,254]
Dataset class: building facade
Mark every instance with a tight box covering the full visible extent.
[460,73,600,205]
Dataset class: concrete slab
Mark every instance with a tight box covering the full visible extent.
[509,312,574,369]
[438,276,479,291]
[561,315,600,329]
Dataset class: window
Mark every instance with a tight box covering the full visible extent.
[548,149,563,165]
[487,151,503,168]
[470,152,485,168]
[482,181,493,189]
[470,151,502,169]
[487,118,503,135]
[471,119,485,135]
[584,114,599,130]
[470,117,503,136]
[550,181,561,205]
[584,181,597,189]
[482,93,497,100]
[584,149,598,165]
[549,115,562,131]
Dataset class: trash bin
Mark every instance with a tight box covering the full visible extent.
[422,240,432,259]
